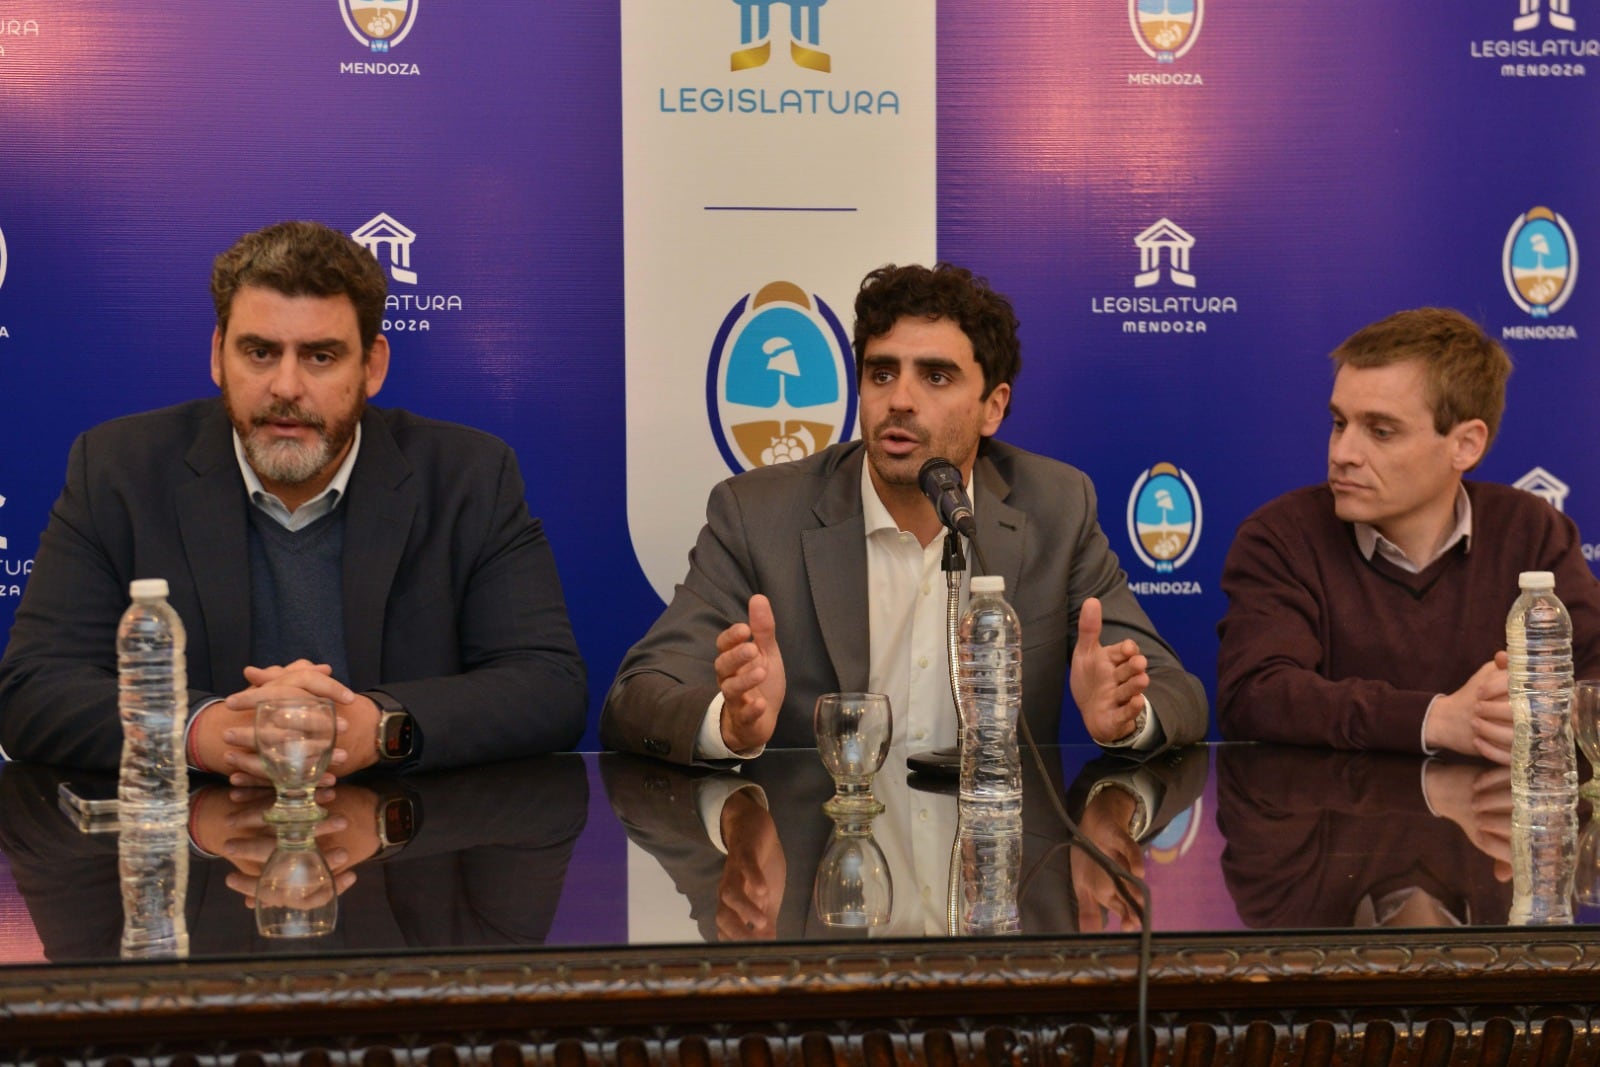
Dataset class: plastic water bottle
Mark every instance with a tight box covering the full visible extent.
[117,578,189,827]
[1509,799,1576,926]
[119,824,190,958]
[1507,571,1577,803]
[958,575,1022,812]
[956,806,1022,935]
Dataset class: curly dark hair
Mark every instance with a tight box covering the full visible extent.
[211,220,388,355]
[852,263,1021,418]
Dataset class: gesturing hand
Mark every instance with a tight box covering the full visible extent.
[714,594,786,754]
[1070,598,1153,745]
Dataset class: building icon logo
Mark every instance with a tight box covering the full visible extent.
[1503,207,1577,318]
[1127,462,1202,572]
[731,0,833,72]
[707,281,856,474]
[341,0,418,53]
[1130,0,1203,63]
[351,213,419,286]
[1515,466,1570,512]
[1135,218,1196,288]
[1515,0,1575,32]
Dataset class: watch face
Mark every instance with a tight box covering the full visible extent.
[381,712,415,760]
[381,796,416,846]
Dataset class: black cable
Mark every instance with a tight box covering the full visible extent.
[1018,713,1152,1067]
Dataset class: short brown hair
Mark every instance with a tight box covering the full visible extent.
[211,220,387,354]
[1331,307,1513,446]
[853,263,1021,418]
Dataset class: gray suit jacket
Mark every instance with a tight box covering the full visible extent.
[0,398,587,769]
[601,439,1206,763]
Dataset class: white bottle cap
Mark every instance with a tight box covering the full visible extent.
[129,578,169,599]
[1518,571,1556,590]
[971,575,1006,594]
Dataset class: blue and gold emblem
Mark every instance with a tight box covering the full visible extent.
[730,0,833,73]
[341,0,417,53]
[1503,207,1578,318]
[708,281,856,474]
[1130,0,1202,63]
[1126,462,1202,572]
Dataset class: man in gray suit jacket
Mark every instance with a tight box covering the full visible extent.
[602,263,1205,764]
[0,221,586,776]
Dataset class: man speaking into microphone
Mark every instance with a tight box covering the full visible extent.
[601,264,1206,764]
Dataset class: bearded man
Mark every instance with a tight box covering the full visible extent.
[0,221,586,775]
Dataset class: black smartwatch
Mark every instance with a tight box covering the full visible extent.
[373,789,419,860]
[368,691,417,764]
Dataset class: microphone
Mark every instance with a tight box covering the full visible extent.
[918,457,976,538]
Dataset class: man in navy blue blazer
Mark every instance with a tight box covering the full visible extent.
[0,221,585,776]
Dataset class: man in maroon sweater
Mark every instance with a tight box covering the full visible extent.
[1217,307,1600,761]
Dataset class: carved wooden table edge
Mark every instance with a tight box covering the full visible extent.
[7,929,1600,1040]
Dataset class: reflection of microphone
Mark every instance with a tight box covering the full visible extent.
[918,458,976,538]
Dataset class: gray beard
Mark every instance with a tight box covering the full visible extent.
[242,432,337,486]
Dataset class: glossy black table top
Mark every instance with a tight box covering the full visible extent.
[0,743,1589,968]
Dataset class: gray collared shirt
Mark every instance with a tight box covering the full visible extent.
[232,424,363,531]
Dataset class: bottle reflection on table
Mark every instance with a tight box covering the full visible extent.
[604,745,1208,941]
[0,756,588,961]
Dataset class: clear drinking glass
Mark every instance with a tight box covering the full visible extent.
[256,698,336,824]
[254,824,338,938]
[813,812,893,930]
[813,692,892,816]
[1572,680,1600,797]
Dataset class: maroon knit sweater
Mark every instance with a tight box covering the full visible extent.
[1217,481,1600,753]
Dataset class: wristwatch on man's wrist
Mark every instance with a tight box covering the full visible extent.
[368,691,417,764]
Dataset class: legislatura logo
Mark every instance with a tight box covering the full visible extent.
[1130,0,1203,63]
[731,0,833,73]
[1503,207,1578,318]
[341,0,417,53]
[1514,0,1575,32]
[1126,462,1202,572]
[1135,218,1195,288]
[352,212,419,285]
[1514,466,1570,512]
[707,281,856,474]
[350,213,463,333]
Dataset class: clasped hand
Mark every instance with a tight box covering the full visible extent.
[191,659,380,786]
[187,783,380,907]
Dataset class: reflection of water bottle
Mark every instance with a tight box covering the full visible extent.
[957,576,1022,813]
[1508,571,1576,803]
[117,579,188,827]
[957,805,1021,935]
[1509,800,1577,926]
[119,824,190,958]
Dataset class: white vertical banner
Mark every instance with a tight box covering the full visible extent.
[623,0,937,600]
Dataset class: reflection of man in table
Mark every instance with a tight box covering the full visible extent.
[1216,746,1512,928]
[0,221,586,778]
[602,263,1207,765]
[0,757,588,960]
[1216,307,1600,759]
[601,745,1208,940]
